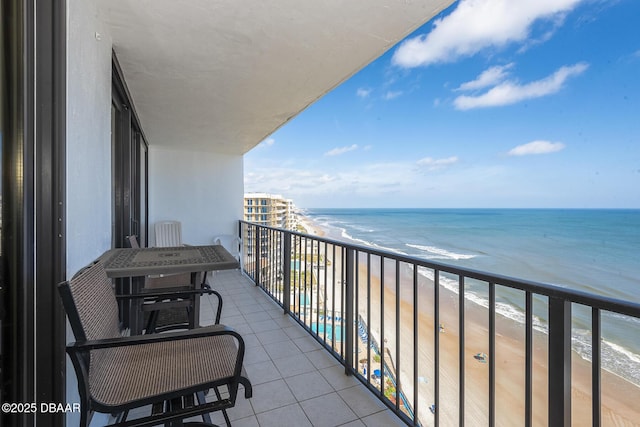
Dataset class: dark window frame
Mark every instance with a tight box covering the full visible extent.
[1,1,67,426]
[111,52,149,249]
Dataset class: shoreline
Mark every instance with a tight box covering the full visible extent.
[297,213,640,426]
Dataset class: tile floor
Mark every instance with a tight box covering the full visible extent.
[194,269,406,427]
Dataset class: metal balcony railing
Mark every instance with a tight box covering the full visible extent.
[238,220,640,427]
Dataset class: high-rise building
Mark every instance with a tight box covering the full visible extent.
[243,193,298,262]
[243,192,298,230]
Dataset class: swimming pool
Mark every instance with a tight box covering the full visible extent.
[311,322,344,342]
[299,293,310,306]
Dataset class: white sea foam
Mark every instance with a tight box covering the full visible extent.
[606,340,640,366]
[572,330,640,386]
[341,230,376,248]
[341,229,411,258]
[350,224,376,233]
[605,311,640,326]
[406,243,476,260]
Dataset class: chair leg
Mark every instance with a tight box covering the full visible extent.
[213,388,231,427]
[113,409,128,423]
[195,391,212,425]
[211,290,223,324]
[145,310,159,334]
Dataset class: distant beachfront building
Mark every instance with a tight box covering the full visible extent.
[243,193,298,261]
[243,192,298,230]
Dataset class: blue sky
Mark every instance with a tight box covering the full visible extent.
[244,0,640,209]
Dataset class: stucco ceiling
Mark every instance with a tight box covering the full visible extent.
[102,0,453,155]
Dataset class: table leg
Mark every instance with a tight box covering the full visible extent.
[130,276,144,335]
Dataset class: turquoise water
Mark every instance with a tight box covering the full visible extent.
[306,208,640,384]
[299,293,309,306]
[312,322,344,341]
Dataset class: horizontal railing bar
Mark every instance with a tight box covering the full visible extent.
[240,220,640,318]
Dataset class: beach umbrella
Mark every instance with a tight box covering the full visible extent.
[474,352,488,363]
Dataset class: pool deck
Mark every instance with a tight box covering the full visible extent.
[123,269,406,427]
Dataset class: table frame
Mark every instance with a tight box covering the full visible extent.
[101,245,239,334]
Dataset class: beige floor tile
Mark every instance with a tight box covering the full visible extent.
[293,335,324,353]
[244,360,283,385]
[243,344,271,365]
[300,393,358,427]
[272,353,316,378]
[305,349,341,369]
[263,340,301,360]
[319,366,360,391]
[256,328,291,345]
[338,384,388,418]
[285,371,334,401]
[360,409,408,427]
[256,403,313,427]
[249,379,297,414]
[249,318,281,333]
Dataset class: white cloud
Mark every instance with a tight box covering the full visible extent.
[324,144,358,156]
[357,88,372,98]
[258,137,275,148]
[392,0,584,68]
[455,63,514,91]
[417,156,459,171]
[508,140,566,156]
[384,90,403,100]
[454,62,588,110]
[244,162,417,204]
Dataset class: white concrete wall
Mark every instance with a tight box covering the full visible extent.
[66,0,113,425]
[149,147,244,246]
[66,0,113,275]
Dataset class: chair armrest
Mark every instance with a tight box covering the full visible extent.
[115,287,220,300]
[66,324,242,352]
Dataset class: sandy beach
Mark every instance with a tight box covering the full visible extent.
[296,214,640,426]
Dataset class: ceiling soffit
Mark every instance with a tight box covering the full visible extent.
[102,0,454,154]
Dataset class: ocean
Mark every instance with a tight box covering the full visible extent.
[304,208,640,385]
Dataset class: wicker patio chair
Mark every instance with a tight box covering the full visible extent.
[126,235,222,332]
[59,260,251,427]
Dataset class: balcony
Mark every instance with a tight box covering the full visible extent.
[237,221,640,426]
[8,2,637,426]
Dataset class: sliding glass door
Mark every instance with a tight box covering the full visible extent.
[111,57,148,249]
